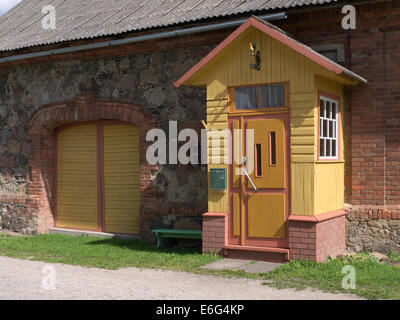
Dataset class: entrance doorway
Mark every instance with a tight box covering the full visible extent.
[228,114,289,248]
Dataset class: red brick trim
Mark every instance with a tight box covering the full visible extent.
[346,207,400,220]
[26,93,157,234]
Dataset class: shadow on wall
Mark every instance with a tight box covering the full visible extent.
[140,162,208,243]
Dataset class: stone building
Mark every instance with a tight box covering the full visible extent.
[0,0,399,261]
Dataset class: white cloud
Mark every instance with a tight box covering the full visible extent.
[0,0,21,15]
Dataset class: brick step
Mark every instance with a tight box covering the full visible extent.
[223,245,289,263]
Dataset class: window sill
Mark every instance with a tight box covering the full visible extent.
[316,160,345,164]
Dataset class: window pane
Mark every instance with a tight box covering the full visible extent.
[260,84,285,108]
[320,119,323,138]
[235,86,258,109]
[320,139,325,157]
[323,119,328,137]
[326,101,331,119]
[329,121,334,138]
[332,140,337,157]
[332,103,337,120]
[326,140,331,157]
[320,99,325,118]
[333,121,336,138]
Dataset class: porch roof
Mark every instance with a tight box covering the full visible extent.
[174,16,367,87]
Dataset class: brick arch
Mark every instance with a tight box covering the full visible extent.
[27,93,157,234]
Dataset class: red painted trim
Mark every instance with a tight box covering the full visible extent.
[174,17,344,87]
[288,209,347,223]
[97,123,105,232]
[227,117,241,245]
[317,90,341,161]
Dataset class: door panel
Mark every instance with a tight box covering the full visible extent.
[246,119,286,189]
[247,193,286,239]
[103,125,140,234]
[56,124,98,230]
[232,193,241,237]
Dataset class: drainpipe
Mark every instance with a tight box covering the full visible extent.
[0,12,286,64]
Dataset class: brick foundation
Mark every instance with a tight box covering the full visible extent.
[202,213,226,254]
[289,212,346,262]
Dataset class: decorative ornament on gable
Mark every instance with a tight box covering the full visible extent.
[249,42,260,71]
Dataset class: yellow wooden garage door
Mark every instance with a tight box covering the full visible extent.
[103,125,140,234]
[56,123,140,234]
[56,124,99,230]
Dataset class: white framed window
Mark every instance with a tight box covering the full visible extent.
[319,96,339,159]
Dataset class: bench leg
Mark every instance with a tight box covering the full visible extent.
[156,236,163,249]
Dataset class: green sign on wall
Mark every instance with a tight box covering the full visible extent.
[209,168,227,191]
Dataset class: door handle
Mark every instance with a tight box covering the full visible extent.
[241,157,258,192]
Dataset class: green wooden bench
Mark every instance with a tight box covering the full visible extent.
[152,229,202,248]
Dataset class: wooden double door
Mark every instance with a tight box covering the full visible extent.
[228,114,289,248]
[55,121,140,234]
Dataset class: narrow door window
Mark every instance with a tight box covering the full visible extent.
[269,131,277,166]
[255,143,262,177]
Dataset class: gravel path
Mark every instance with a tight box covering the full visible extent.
[0,256,362,300]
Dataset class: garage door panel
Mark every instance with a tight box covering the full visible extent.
[103,125,140,234]
[56,123,99,231]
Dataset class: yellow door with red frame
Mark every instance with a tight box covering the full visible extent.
[229,114,289,248]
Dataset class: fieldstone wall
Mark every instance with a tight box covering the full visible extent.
[0,43,215,236]
[346,210,400,254]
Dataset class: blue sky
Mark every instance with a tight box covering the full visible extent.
[0,0,21,15]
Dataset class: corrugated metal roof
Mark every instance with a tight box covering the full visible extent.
[0,0,339,52]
